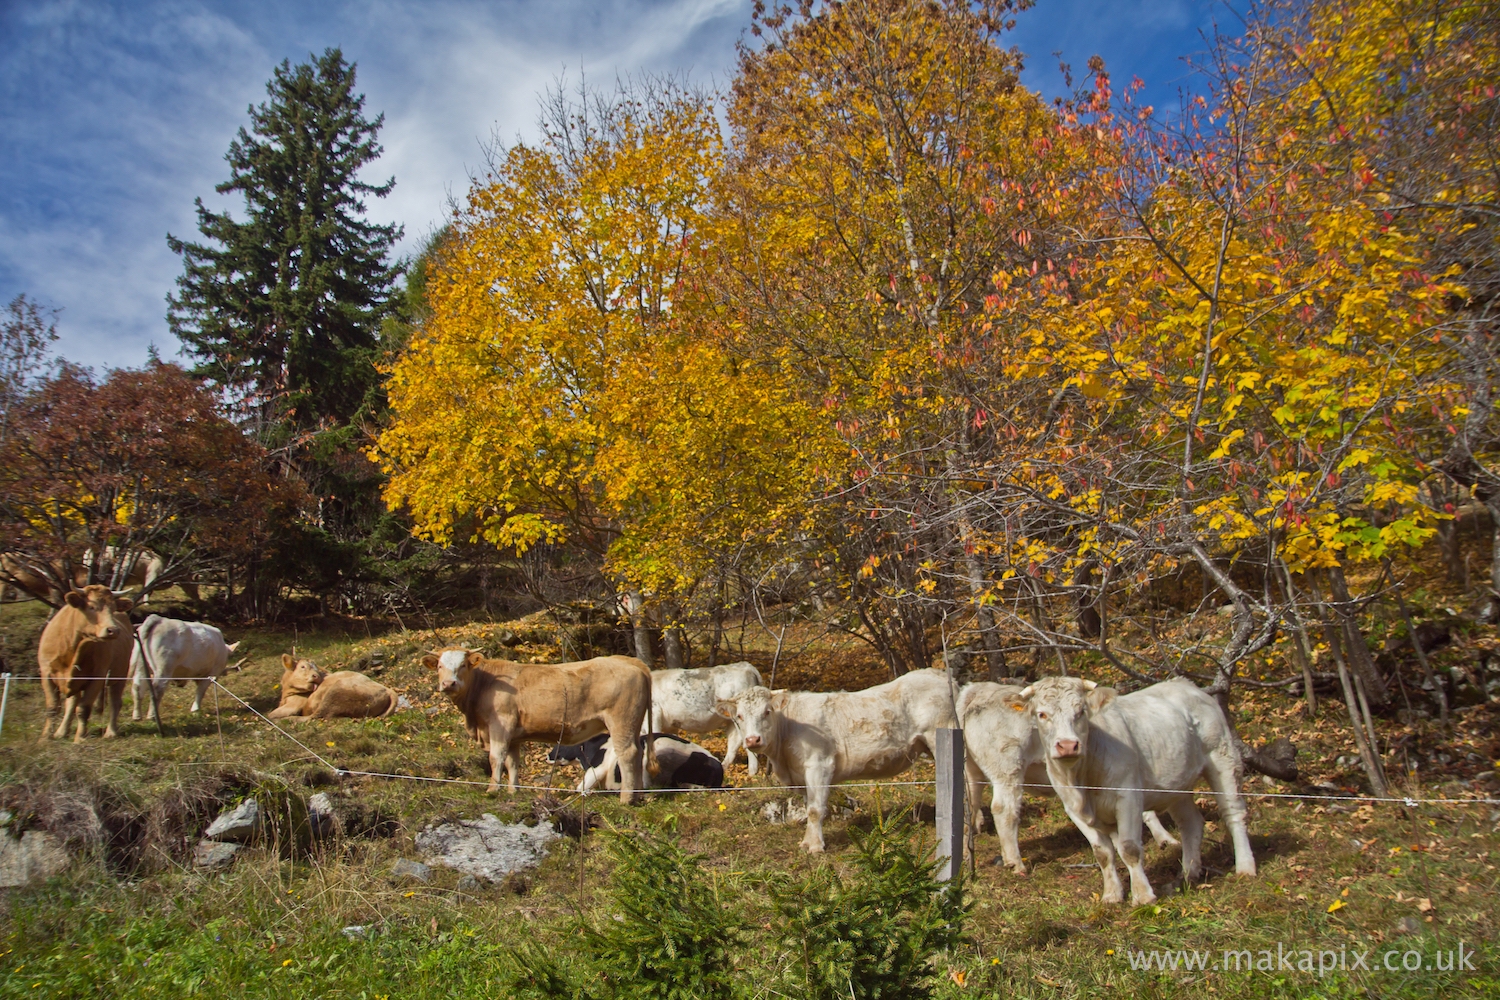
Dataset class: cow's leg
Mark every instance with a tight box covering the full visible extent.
[72,681,101,742]
[56,692,80,740]
[612,727,643,805]
[1111,793,1155,905]
[799,764,833,853]
[130,669,145,721]
[723,722,742,770]
[1168,797,1205,884]
[1053,778,1125,902]
[505,746,523,793]
[1204,751,1257,875]
[103,682,124,738]
[191,679,211,713]
[485,720,512,794]
[989,767,1027,874]
[1143,809,1178,846]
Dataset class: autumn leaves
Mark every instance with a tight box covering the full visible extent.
[375,0,1497,685]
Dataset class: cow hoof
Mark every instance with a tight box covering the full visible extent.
[1130,891,1158,906]
[799,841,824,854]
[1102,890,1124,904]
[103,730,118,739]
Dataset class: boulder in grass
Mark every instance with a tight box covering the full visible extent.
[205,799,263,843]
[193,840,242,870]
[0,829,68,887]
[391,858,432,883]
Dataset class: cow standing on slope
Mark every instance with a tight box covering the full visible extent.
[423,648,653,802]
[130,615,244,721]
[715,669,959,853]
[36,585,133,741]
[1022,676,1256,905]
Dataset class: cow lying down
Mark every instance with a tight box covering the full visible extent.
[958,682,1178,873]
[716,669,959,853]
[1023,676,1256,905]
[551,733,724,791]
[267,655,399,720]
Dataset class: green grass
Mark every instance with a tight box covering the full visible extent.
[1,601,1498,997]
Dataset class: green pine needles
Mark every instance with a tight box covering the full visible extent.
[503,817,966,1000]
[168,46,401,439]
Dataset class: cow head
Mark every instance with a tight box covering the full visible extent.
[279,654,327,698]
[62,585,131,642]
[714,686,788,752]
[422,647,485,699]
[1018,676,1117,764]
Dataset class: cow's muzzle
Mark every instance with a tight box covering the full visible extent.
[1053,739,1081,758]
[743,735,762,749]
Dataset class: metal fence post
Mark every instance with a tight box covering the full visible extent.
[0,673,12,736]
[935,727,965,882]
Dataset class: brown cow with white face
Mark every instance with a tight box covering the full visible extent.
[423,648,652,801]
[37,585,134,741]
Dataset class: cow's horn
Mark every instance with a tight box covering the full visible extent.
[1081,679,1098,690]
[1018,685,1035,699]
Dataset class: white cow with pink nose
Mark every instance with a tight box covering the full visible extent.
[1022,675,1256,905]
[715,669,960,853]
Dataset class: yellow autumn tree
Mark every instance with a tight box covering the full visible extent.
[375,79,827,619]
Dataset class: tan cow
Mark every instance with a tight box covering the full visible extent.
[422,648,653,802]
[37,585,134,741]
[267,655,398,719]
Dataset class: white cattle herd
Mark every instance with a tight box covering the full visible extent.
[31,588,1261,902]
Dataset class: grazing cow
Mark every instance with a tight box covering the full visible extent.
[581,733,725,792]
[958,681,1177,873]
[1022,676,1256,905]
[266,655,398,719]
[36,585,133,741]
[129,615,244,721]
[423,648,653,802]
[649,662,763,776]
[716,670,959,853]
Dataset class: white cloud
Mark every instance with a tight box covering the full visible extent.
[0,0,748,371]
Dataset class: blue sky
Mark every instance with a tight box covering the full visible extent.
[1,0,1234,371]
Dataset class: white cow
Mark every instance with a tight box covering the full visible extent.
[958,681,1178,873]
[716,669,959,853]
[648,662,764,775]
[130,615,244,720]
[1021,676,1256,905]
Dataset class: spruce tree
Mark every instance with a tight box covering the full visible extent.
[167,47,400,488]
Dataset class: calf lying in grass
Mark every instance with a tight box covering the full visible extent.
[267,654,398,720]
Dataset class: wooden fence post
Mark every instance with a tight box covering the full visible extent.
[935,727,965,882]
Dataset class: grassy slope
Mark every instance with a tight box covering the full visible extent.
[0,576,1497,998]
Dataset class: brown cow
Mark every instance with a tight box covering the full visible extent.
[268,655,325,719]
[37,585,134,741]
[267,655,399,720]
[422,648,653,801]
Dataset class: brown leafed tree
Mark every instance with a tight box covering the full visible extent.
[0,361,299,606]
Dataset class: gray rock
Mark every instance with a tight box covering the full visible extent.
[391,858,432,883]
[0,810,13,827]
[205,799,262,843]
[761,795,856,826]
[308,793,339,838]
[456,874,482,892]
[395,695,415,712]
[1394,916,1421,936]
[414,814,558,882]
[341,925,370,940]
[0,829,68,887]
[192,840,242,870]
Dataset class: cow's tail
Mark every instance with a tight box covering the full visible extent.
[378,687,400,718]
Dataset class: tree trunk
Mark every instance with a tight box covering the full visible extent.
[663,624,687,671]
[1324,566,1388,705]
[1318,599,1389,795]
[626,591,655,668]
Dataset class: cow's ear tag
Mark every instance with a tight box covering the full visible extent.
[1010,703,1025,711]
